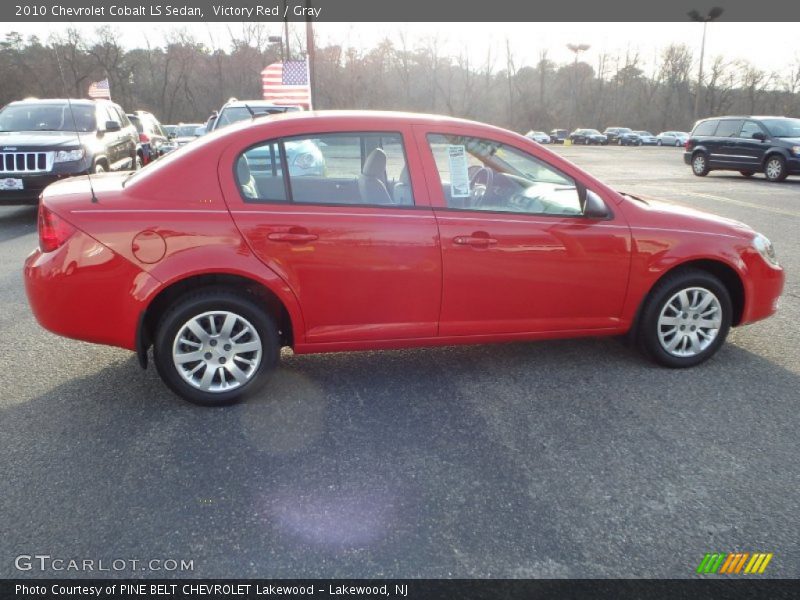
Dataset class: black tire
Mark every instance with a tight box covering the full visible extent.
[584,139,589,145]
[618,139,623,146]
[92,160,107,174]
[636,269,732,368]
[691,152,709,176]
[153,289,280,406]
[675,140,682,147]
[764,155,787,182]
[657,140,662,146]
[739,170,755,178]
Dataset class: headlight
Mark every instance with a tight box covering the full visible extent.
[791,146,800,156]
[54,148,85,163]
[293,152,316,170]
[753,233,780,268]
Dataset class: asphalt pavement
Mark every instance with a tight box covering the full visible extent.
[1,146,798,578]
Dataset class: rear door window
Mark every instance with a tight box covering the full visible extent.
[714,120,743,138]
[234,132,415,207]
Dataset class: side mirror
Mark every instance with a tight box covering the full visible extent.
[104,120,121,133]
[752,131,767,142]
[584,190,610,219]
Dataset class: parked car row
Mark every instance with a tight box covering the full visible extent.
[526,126,690,147]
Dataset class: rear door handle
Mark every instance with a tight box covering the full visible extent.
[453,234,497,248]
[267,228,318,243]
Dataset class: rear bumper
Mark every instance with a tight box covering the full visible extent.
[24,229,161,350]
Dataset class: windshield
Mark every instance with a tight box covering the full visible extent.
[760,118,800,138]
[176,125,201,137]
[0,103,96,132]
[215,106,290,129]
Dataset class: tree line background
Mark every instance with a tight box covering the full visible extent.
[1,25,799,133]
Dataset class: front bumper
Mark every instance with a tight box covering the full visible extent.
[0,163,91,204]
[740,250,785,325]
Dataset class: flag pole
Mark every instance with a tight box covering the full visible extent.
[305,0,316,110]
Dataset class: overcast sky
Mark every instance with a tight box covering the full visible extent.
[3,22,798,76]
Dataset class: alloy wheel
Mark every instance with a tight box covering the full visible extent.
[657,287,722,358]
[172,310,262,392]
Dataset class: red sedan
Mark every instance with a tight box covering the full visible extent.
[24,112,785,406]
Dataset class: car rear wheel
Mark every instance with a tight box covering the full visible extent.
[153,289,280,406]
[691,152,709,176]
[657,140,662,146]
[93,161,107,174]
[675,140,682,147]
[740,170,755,178]
[764,155,787,182]
[637,269,732,368]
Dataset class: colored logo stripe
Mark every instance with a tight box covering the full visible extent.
[697,553,773,574]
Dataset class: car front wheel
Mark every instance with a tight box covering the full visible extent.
[691,152,709,176]
[637,269,732,368]
[154,289,280,406]
[764,155,787,182]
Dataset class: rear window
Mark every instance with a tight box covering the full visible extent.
[714,120,743,138]
[692,120,718,137]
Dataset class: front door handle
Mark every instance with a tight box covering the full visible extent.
[267,227,318,243]
[453,233,498,248]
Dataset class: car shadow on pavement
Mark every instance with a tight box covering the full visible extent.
[708,174,800,186]
[0,206,37,243]
[2,338,800,578]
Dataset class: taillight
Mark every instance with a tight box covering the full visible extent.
[38,205,76,253]
[139,133,150,143]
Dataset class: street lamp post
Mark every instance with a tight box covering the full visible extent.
[268,35,284,62]
[567,43,590,130]
[689,7,724,120]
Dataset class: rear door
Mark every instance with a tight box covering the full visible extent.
[220,126,442,344]
[709,119,744,167]
[733,120,768,169]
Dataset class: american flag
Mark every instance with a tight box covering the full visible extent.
[261,60,312,109]
[87,79,111,100]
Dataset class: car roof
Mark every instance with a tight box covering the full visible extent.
[221,100,298,109]
[699,115,786,121]
[7,98,106,106]
[210,109,524,137]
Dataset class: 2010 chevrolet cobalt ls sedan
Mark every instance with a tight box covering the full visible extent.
[24,111,784,406]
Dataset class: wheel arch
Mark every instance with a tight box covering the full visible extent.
[760,148,789,168]
[631,258,746,338]
[136,272,297,369]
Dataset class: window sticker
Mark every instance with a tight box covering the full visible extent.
[448,144,470,197]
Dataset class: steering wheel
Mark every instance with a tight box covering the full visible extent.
[469,167,494,208]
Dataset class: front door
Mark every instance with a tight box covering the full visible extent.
[418,129,631,337]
